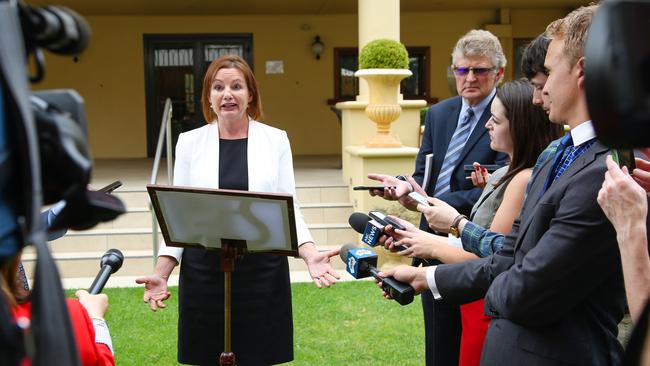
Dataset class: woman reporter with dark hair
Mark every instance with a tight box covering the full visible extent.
[136,55,340,365]
[384,79,563,366]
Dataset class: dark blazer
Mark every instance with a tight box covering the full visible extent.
[413,95,509,217]
[435,141,627,365]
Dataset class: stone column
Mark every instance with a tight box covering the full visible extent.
[486,8,513,81]
[357,0,401,100]
[336,0,427,268]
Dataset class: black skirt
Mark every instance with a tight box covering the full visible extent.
[178,249,293,365]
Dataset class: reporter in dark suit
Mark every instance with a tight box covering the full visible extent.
[370,30,508,366]
[379,6,628,365]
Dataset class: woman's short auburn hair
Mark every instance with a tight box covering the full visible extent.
[200,55,263,123]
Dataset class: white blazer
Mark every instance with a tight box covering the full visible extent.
[158,120,313,262]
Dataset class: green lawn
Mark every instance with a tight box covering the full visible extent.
[68,281,424,365]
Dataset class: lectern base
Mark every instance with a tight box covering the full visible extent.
[219,352,236,366]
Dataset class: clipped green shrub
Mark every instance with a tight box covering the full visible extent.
[358,39,409,69]
[420,107,428,126]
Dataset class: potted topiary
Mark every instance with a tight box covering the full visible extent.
[356,39,412,147]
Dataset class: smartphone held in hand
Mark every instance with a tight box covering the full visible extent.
[612,149,636,171]
[463,164,500,173]
[408,191,432,207]
[353,185,395,191]
[369,211,406,231]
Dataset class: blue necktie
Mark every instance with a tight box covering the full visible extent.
[541,134,595,195]
[434,108,475,197]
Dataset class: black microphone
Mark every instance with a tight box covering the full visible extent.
[339,244,414,305]
[348,212,407,249]
[349,212,384,247]
[348,212,433,266]
[88,249,124,294]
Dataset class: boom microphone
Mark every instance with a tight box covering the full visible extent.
[88,249,124,294]
[339,244,414,305]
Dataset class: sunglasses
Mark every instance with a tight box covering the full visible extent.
[452,66,497,76]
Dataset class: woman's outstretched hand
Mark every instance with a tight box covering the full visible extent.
[135,273,171,311]
[300,243,341,288]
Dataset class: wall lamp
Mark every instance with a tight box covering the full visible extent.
[311,35,324,60]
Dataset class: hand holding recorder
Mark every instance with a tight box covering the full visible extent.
[339,244,415,305]
[377,264,429,298]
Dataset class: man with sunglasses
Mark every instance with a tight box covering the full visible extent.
[370,29,508,366]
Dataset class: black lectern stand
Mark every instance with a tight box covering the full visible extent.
[147,184,300,366]
[218,239,244,366]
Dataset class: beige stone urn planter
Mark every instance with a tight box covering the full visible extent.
[355,68,412,147]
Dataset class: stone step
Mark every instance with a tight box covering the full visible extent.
[25,223,358,255]
[294,185,349,204]
[23,212,359,283]
[50,163,355,284]
[21,243,350,286]
[28,228,164,254]
[21,250,169,279]
[94,208,153,230]
[300,202,354,224]
[112,185,350,208]
[93,201,354,231]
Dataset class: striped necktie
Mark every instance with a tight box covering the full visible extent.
[433,108,475,197]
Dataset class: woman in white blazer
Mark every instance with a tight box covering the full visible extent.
[136,55,340,365]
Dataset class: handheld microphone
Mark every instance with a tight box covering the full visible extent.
[348,212,432,266]
[339,244,414,305]
[348,212,407,249]
[88,249,124,294]
[349,212,385,247]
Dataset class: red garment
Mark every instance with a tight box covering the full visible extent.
[11,299,115,366]
[459,299,491,366]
